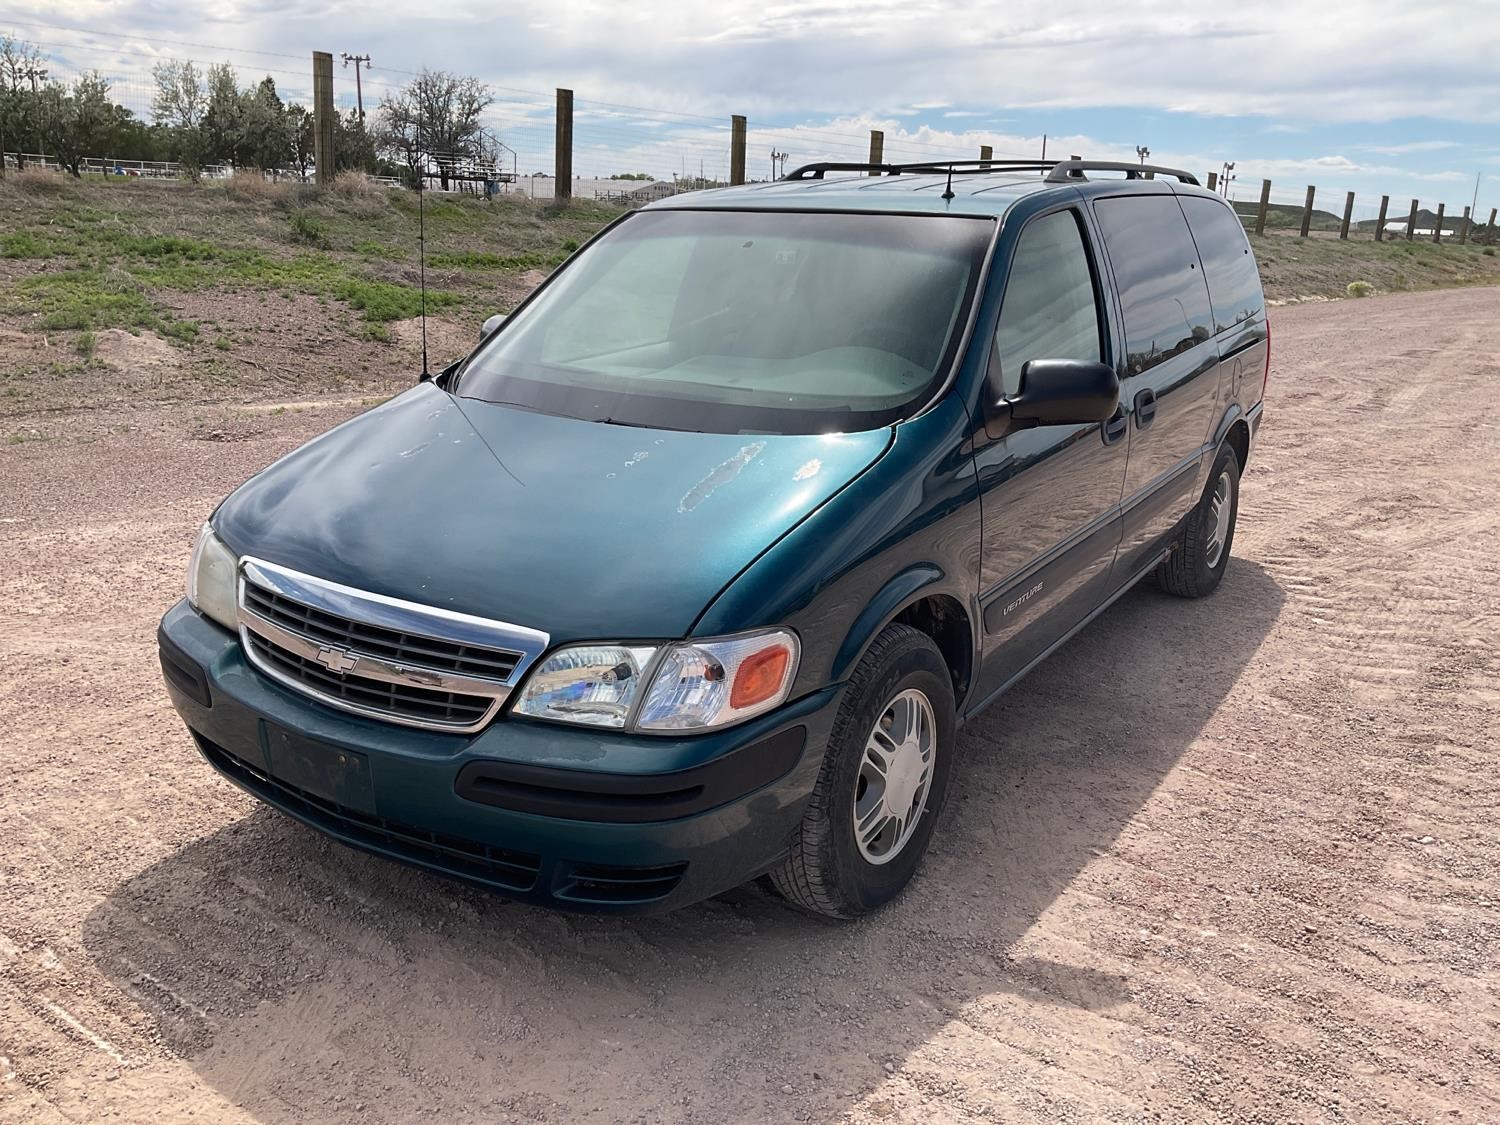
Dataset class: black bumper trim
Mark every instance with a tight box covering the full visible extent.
[454,724,807,823]
[159,626,212,708]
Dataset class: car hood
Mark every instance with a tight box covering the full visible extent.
[213,382,891,641]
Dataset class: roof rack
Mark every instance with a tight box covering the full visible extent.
[781,157,1201,188]
[784,159,1057,181]
[1045,160,1199,186]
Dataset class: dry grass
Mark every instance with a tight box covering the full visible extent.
[5,166,71,194]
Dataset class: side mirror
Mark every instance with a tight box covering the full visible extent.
[1003,359,1120,429]
[479,313,507,343]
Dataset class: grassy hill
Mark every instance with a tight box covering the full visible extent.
[2,170,1498,428]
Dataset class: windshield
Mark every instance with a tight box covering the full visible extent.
[457,209,994,434]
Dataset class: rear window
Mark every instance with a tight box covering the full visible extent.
[1179,197,1264,334]
[1093,195,1214,376]
[457,209,993,435]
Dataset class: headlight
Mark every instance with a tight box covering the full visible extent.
[510,644,658,728]
[512,629,799,733]
[186,524,239,631]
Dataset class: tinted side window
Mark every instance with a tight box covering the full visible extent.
[993,210,1101,397]
[1179,196,1264,334]
[1093,196,1213,375]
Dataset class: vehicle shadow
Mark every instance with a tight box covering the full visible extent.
[83,560,1283,1123]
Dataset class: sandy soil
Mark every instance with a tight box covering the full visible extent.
[1,287,1498,1124]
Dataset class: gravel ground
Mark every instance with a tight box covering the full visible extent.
[1,287,1497,1124]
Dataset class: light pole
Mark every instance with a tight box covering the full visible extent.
[1136,145,1150,165]
[1220,161,1236,197]
[770,148,788,180]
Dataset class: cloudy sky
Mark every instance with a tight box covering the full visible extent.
[8,1,1500,217]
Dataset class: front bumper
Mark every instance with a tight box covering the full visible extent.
[158,600,840,913]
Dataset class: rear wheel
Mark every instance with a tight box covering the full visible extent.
[769,624,956,919]
[1156,442,1241,598]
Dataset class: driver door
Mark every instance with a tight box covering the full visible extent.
[970,206,1130,706]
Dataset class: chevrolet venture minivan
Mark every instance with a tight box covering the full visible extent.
[159,158,1267,918]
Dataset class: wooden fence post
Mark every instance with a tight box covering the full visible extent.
[1459,206,1471,244]
[1339,191,1355,239]
[312,51,335,185]
[554,89,573,200]
[1255,179,1271,236]
[1488,207,1498,245]
[1206,171,1217,192]
[1432,203,1445,244]
[1299,185,1316,238]
[979,144,992,164]
[1375,195,1389,242]
[868,130,884,173]
[729,115,746,186]
[1406,199,1418,241]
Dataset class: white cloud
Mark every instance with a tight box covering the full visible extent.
[1357,140,1461,155]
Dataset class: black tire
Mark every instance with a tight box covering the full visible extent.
[769,624,956,919]
[1156,442,1241,598]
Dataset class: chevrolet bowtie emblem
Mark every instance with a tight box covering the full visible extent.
[315,645,359,674]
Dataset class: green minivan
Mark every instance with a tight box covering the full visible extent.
[159,159,1267,917]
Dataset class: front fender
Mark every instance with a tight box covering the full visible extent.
[830,564,947,682]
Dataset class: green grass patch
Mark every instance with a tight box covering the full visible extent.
[427,249,567,271]
[353,239,407,261]
[1,231,52,258]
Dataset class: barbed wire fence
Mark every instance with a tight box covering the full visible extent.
[2,24,1496,243]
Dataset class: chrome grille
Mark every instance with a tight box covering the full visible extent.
[236,557,549,734]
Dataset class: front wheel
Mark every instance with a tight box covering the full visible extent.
[1156,442,1241,598]
[769,624,956,919]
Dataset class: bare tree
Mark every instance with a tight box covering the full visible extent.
[376,70,494,189]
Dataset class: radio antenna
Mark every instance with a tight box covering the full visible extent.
[417,97,430,378]
[942,164,955,200]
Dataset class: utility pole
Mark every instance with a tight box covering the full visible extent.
[1220,161,1236,198]
[340,53,372,121]
[21,63,47,164]
[1136,145,1150,165]
[770,148,788,181]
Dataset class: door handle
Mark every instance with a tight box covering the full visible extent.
[1134,388,1158,429]
[1101,405,1128,445]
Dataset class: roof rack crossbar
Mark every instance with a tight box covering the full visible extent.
[1044,160,1200,186]
[784,159,1057,181]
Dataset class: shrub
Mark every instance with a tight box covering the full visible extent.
[1485,247,1496,257]
[76,329,96,359]
[1346,280,1375,298]
[288,209,329,247]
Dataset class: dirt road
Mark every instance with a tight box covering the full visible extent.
[2,287,1497,1124]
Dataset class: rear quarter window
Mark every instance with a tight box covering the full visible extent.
[1092,195,1214,376]
[1179,196,1265,334]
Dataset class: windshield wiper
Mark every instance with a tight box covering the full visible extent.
[592,417,701,433]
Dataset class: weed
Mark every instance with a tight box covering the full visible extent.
[160,319,200,344]
[1485,247,1496,257]
[214,335,234,351]
[76,329,96,358]
[362,322,392,342]
[1346,280,1375,298]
